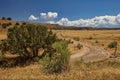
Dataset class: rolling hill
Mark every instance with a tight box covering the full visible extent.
[0,18,120,31]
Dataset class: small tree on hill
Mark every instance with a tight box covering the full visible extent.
[2,17,6,20]
[108,41,117,48]
[8,22,12,26]
[22,22,26,25]
[108,41,118,57]
[2,23,9,28]
[7,17,12,20]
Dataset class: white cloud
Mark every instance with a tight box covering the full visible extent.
[48,12,58,19]
[40,12,58,21]
[57,18,69,25]
[28,12,120,28]
[29,15,38,21]
[40,13,47,19]
[56,13,120,28]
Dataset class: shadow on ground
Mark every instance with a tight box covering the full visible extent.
[0,56,39,68]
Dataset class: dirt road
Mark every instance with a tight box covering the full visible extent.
[56,32,110,63]
[70,41,110,62]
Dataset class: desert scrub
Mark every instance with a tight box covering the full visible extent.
[7,17,12,20]
[66,39,73,44]
[101,44,104,46]
[73,37,80,41]
[15,22,20,26]
[88,36,93,40]
[95,40,99,43]
[40,41,70,74]
[108,41,117,48]
[22,22,26,25]
[2,23,10,28]
[76,43,83,49]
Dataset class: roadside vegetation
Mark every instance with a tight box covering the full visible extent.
[40,41,70,74]
[0,24,70,74]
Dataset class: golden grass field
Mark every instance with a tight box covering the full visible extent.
[54,30,120,55]
[0,30,120,80]
[0,59,120,80]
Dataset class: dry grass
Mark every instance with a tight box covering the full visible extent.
[0,31,7,40]
[0,59,120,80]
[0,30,120,80]
[53,30,120,55]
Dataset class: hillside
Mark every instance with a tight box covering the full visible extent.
[1,18,120,31]
[0,18,27,31]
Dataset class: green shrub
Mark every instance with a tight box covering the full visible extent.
[108,41,117,48]
[40,41,70,74]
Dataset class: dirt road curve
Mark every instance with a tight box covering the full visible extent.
[70,41,110,62]
[56,32,110,63]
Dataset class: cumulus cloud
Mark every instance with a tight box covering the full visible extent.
[56,13,120,28]
[40,12,58,21]
[28,12,120,28]
[28,15,38,21]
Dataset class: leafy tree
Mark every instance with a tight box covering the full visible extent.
[0,24,57,58]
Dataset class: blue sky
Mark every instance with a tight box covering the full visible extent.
[1,0,120,27]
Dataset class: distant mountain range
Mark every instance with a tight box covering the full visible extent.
[43,23,120,30]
